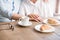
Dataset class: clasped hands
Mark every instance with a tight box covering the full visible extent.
[28,14,43,22]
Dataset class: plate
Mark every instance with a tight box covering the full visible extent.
[43,19,60,26]
[34,24,55,33]
[18,21,32,27]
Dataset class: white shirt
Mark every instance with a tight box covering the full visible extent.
[19,0,53,18]
[0,0,21,22]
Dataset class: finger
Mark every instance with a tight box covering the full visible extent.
[29,14,39,19]
[37,17,43,22]
[29,14,40,22]
[32,14,38,19]
[33,18,40,22]
[30,15,40,22]
[29,18,39,22]
[36,14,39,17]
[33,14,38,18]
[29,15,33,18]
[31,18,41,23]
[29,17,36,21]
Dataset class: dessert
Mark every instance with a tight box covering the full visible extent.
[40,24,52,31]
[48,18,57,24]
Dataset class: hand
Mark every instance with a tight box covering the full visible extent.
[28,14,43,22]
[12,13,22,20]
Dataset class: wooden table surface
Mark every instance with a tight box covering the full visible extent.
[0,21,60,40]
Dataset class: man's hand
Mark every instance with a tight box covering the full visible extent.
[12,13,22,20]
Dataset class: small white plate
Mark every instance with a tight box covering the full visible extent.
[18,21,32,27]
[34,24,55,33]
[43,19,60,26]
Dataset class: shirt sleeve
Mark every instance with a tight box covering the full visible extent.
[0,0,13,19]
[0,8,13,19]
[13,0,21,13]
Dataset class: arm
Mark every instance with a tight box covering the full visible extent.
[0,8,21,20]
[0,0,21,20]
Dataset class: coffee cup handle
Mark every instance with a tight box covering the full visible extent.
[19,18,22,21]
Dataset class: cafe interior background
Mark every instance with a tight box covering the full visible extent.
[47,0,60,20]
[48,0,60,14]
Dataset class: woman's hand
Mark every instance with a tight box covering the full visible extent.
[28,14,43,22]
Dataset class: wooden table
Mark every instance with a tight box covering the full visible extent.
[0,21,60,40]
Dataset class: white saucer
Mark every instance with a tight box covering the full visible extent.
[43,19,60,26]
[18,21,32,27]
[34,24,55,33]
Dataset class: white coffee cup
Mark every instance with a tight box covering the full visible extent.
[19,16,29,25]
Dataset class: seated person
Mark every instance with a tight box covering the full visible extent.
[19,0,53,22]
